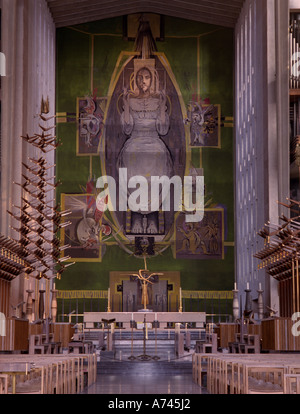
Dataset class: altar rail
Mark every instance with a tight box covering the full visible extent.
[56,290,233,324]
[193,353,300,394]
[83,311,206,329]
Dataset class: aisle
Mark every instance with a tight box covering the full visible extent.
[81,373,207,394]
[81,328,207,394]
[81,349,207,394]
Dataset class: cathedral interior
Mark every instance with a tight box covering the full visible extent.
[0,0,300,397]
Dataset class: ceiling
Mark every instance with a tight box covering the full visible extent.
[46,0,245,29]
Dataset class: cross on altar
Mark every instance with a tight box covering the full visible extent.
[130,256,163,310]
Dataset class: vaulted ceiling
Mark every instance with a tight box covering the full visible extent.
[46,0,245,28]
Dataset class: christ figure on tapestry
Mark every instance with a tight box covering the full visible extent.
[118,60,173,234]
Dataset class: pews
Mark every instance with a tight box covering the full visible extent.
[68,333,94,354]
[228,333,260,354]
[192,353,210,387]
[0,353,97,394]
[29,334,61,355]
[193,353,300,394]
[195,333,218,354]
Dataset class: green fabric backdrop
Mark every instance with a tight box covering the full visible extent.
[55,15,234,294]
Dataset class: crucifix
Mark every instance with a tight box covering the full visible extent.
[131,256,163,310]
[133,256,163,310]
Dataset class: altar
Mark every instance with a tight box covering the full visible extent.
[83,311,206,329]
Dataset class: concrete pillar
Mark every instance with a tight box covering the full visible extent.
[235,0,289,316]
[0,0,56,315]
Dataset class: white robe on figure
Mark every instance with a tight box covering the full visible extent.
[118,94,173,214]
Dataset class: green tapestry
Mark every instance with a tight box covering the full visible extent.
[55,14,234,295]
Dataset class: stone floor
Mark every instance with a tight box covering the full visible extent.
[81,346,208,395]
[81,373,207,394]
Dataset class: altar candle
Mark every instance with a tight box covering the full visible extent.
[234,283,237,290]
[259,283,262,290]
[246,282,249,290]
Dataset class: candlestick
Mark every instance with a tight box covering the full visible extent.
[257,284,264,320]
[232,285,239,322]
[179,287,182,313]
[107,287,111,312]
[245,283,252,313]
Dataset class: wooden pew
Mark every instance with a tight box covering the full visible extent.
[29,334,61,355]
[0,354,97,394]
[193,353,300,394]
[195,333,218,353]
[229,333,260,354]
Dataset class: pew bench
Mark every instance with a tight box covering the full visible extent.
[195,333,218,353]
[0,354,97,394]
[29,334,61,355]
[68,340,94,354]
[228,334,260,354]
